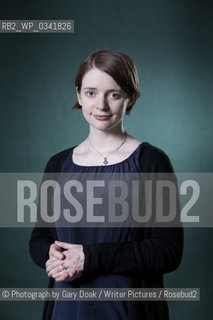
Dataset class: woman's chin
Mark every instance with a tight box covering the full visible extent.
[90,123,113,131]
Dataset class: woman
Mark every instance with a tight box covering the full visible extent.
[29,49,183,320]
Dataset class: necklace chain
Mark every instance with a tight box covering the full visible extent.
[88,132,127,165]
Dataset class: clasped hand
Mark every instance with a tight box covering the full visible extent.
[45,241,85,282]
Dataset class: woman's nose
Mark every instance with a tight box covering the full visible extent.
[96,96,109,111]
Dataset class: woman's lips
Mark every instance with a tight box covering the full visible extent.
[94,115,112,121]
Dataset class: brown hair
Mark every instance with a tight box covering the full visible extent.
[73,49,141,115]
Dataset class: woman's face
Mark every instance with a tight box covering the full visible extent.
[76,67,129,132]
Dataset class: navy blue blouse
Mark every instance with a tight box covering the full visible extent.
[51,142,147,320]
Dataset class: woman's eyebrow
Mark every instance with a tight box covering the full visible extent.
[107,89,123,92]
[83,87,122,92]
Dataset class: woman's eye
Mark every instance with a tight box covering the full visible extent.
[109,93,121,99]
[86,91,95,97]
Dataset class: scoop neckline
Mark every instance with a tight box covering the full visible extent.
[69,141,146,168]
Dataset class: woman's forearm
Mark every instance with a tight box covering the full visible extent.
[82,227,183,276]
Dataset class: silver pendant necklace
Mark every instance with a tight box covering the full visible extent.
[88,132,127,165]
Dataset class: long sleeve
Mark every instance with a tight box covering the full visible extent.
[29,148,72,268]
[29,161,57,268]
[29,227,55,269]
[82,227,183,275]
[82,144,184,276]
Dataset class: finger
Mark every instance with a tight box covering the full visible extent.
[55,271,81,282]
[52,270,69,281]
[50,247,64,259]
[54,272,70,282]
[46,256,58,267]
[50,248,64,260]
[55,241,78,250]
[48,256,58,263]
[54,242,64,250]
[48,264,65,277]
[55,274,69,282]
[64,270,81,282]
[46,260,64,273]
[53,269,76,281]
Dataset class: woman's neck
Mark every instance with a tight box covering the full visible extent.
[87,126,126,151]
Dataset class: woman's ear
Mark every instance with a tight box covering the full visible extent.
[124,97,131,114]
[76,87,82,106]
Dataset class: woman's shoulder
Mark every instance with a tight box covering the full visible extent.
[142,141,170,159]
[140,142,174,172]
[44,146,75,172]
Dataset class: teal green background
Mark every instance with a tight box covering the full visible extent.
[0,0,212,319]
